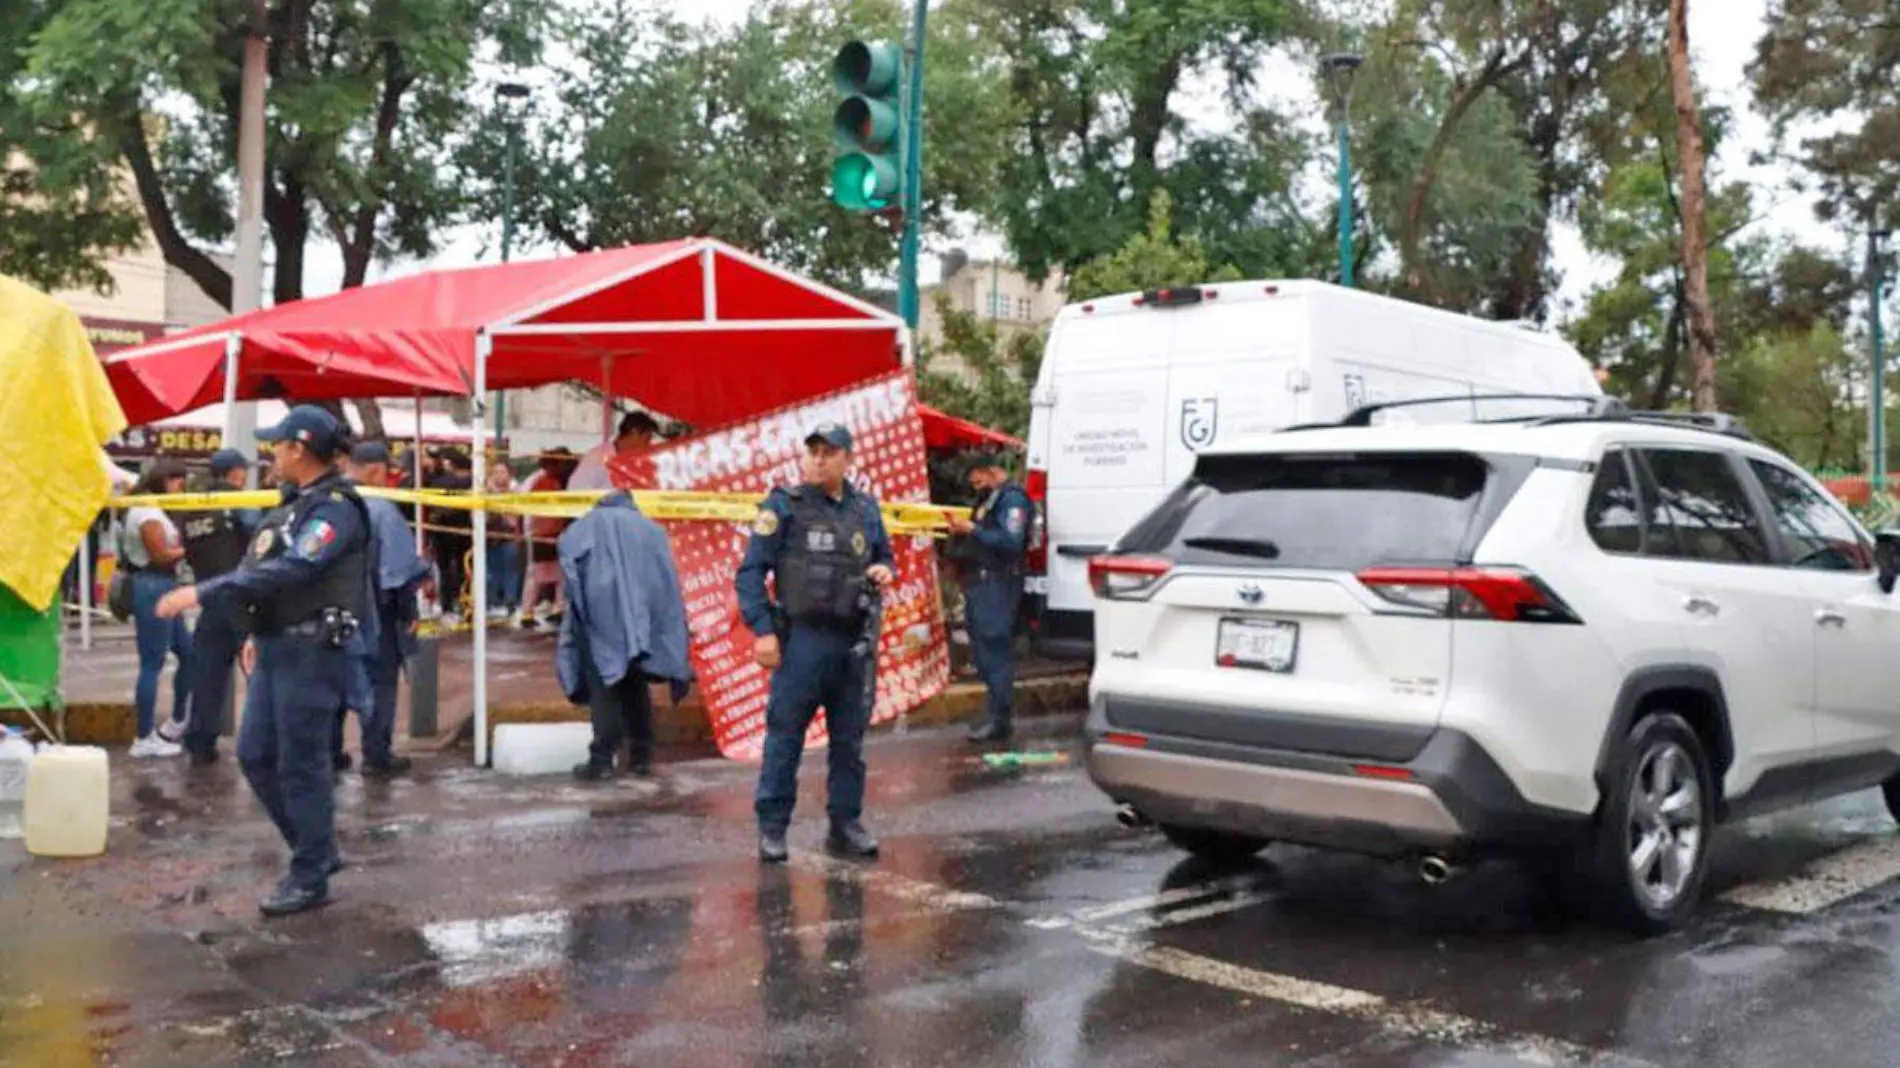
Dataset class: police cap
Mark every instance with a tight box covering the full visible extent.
[804,422,853,452]
[257,405,348,458]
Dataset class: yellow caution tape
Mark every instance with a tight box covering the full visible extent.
[112,487,972,538]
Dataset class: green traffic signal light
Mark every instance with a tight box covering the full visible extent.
[832,153,900,212]
[830,39,904,213]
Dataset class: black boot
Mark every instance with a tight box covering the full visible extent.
[966,720,1013,744]
[259,881,330,918]
[361,755,413,779]
[572,761,615,782]
[758,828,790,864]
[827,821,880,859]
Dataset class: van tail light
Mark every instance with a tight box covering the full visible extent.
[1355,566,1582,624]
[1089,554,1173,601]
[1024,467,1049,576]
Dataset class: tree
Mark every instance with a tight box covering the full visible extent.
[488,0,1014,292]
[1718,324,1862,469]
[22,0,548,436]
[0,1,144,293]
[1752,0,1900,227]
[916,298,1043,443]
[1066,189,1241,301]
[976,0,1322,283]
[1665,0,1718,411]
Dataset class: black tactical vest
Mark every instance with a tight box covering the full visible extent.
[241,475,372,634]
[776,487,871,630]
[179,507,248,581]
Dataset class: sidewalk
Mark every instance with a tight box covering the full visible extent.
[25,620,1088,756]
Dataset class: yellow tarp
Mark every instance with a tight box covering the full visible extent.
[0,276,127,610]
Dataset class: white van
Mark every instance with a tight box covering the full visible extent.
[1021,279,1603,660]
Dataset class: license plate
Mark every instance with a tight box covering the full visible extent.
[1216,618,1298,673]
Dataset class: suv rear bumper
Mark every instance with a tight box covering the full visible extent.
[1084,698,1590,858]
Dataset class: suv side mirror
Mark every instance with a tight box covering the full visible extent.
[1878,532,1900,594]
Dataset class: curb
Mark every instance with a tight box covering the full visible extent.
[6,674,1093,754]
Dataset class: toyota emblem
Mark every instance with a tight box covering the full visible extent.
[1238,584,1264,605]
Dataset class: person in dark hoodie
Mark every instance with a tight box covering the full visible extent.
[557,491,693,780]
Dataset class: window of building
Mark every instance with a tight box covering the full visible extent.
[1016,296,1033,320]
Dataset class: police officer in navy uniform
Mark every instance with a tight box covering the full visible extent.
[158,406,375,916]
[947,452,1034,743]
[173,448,261,765]
[737,423,895,864]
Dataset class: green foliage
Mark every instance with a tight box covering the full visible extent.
[0,0,144,292]
[1719,324,1863,470]
[915,293,1044,443]
[20,0,552,303]
[1752,0,1900,225]
[487,0,1013,291]
[1066,189,1243,301]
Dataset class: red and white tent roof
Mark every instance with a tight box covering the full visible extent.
[102,238,905,428]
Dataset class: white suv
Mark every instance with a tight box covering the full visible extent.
[1083,401,1900,933]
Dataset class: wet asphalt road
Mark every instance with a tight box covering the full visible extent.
[9,716,1900,1067]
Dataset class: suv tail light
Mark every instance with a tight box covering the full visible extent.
[1024,467,1049,576]
[1089,554,1172,600]
[1355,566,1581,624]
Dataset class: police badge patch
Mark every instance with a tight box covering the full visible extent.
[851,531,868,557]
[1005,507,1025,535]
[252,528,276,557]
[752,509,780,536]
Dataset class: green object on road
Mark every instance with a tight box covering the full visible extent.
[0,582,59,710]
[981,750,1068,770]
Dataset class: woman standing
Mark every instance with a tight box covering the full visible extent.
[485,460,523,621]
[123,458,195,758]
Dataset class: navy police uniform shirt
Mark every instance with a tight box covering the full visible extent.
[965,481,1033,571]
[736,482,894,638]
[198,473,372,650]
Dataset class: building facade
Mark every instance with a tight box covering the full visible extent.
[917,252,1064,379]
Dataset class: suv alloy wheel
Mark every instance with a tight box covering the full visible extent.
[1583,712,1715,934]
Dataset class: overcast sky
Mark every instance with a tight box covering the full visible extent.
[305,0,1828,318]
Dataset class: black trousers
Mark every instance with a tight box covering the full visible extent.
[586,658,654,770]
[433,534,471,613]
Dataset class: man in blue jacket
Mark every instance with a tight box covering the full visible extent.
[341,441,430,777]
[558,491,693,780]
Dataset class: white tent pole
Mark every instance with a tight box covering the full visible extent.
[472,332,491,767]
[413,393,425,556]
[701,245,718,321]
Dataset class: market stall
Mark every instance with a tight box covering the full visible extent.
[100,238,927,764]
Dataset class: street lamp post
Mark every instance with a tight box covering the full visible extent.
[494,82,530,441]
[1320,53,1363,289]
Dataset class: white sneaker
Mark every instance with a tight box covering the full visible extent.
[488,608,510,622]
[441,612,463,628]
[156,716,188,744]
[131,735,183,759]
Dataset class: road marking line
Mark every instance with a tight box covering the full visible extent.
[1076,929,1652,1067]
[1028,873,1267,930]
[1721,833,1900,914]
[786,851,1005,912]
[1104,888,1277,933]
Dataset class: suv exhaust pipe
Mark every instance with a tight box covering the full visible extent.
[1115,804,1152,829]
[1418,855,1460,885]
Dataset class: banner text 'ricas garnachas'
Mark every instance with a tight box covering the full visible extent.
[651,378,914,493]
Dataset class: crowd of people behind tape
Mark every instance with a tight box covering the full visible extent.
[89,411,671,766]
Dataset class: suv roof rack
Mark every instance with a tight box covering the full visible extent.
[1295,394,1758,443]
[1524,409,1757,442]
[1333,393,1619,428]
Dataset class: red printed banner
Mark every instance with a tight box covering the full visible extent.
[609,371,950,762]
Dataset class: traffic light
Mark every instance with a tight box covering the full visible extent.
[831,40,903,212]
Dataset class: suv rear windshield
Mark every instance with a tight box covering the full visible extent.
[1116,451,1496,570]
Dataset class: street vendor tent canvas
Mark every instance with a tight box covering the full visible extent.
[100,239,904,429]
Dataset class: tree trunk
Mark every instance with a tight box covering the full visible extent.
[1400,52,1515,294]
[1667,0,1720,412]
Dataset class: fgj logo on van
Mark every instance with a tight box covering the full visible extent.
[1180,397,1219,450]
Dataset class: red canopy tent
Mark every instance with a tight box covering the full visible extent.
[101,238,908,764]
[916,404,1021,451]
